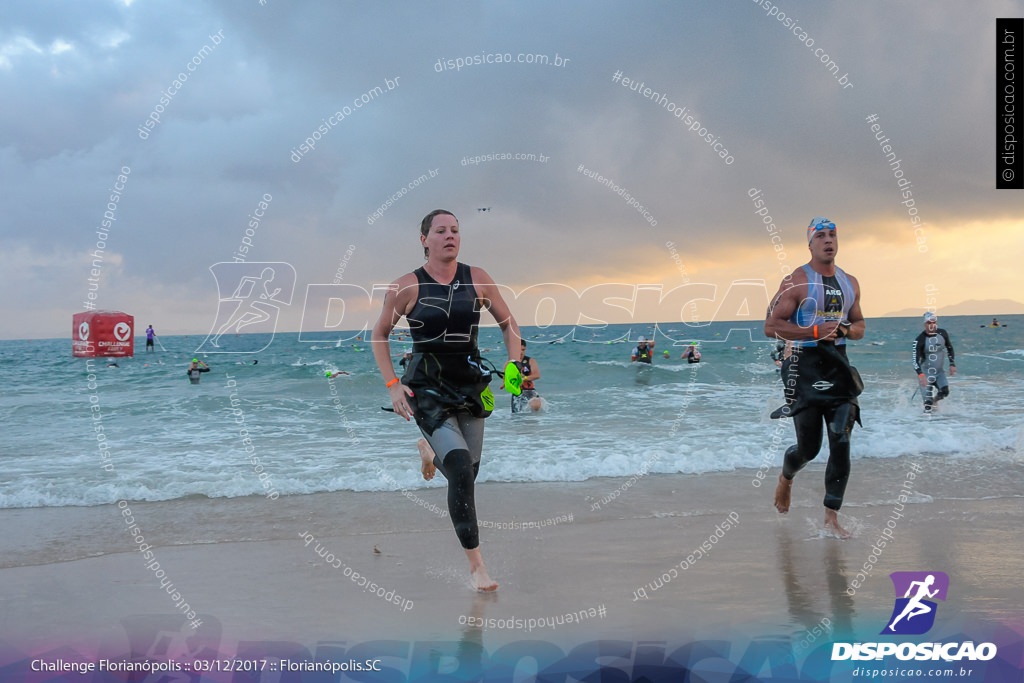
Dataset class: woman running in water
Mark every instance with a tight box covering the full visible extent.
[372,209,522,591]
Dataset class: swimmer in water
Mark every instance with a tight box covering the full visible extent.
[631,336,655,363]
[186,359,210,384]
[913,313,955,414]
[372,209,522,592]
[511,340,543,413]
[765,217,865,539]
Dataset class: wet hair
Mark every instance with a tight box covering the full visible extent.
[420,209,457,258]
[521,339,527,347]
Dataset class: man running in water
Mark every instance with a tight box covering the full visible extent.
[187,359,210,384]
[913,313,956,414]
[631,336,655,363]
[765,217,865,539]
[512,340,542,412]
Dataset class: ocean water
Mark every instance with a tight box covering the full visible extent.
[1,316,1021,509]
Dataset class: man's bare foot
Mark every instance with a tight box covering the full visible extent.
[471,565,498,592]
[824,509,852,539]
[774,473,793,513]
[417,438,436,481]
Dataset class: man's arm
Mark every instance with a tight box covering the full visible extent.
[912,333,925,376]
[843,274,866,341]
[942,330,957,376]
[764,270,819,341]
[525,359,541,381]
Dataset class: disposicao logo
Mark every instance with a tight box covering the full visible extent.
[831,571,997,662]
[883,571,948,635]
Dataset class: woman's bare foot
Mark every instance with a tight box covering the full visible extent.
[824,509,852,539]
[774,473,792,513]
[465,547,498,591]
[417,438,436,481]
[471,566,498,592]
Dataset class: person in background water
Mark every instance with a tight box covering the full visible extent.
[512,340,543,413]
[146,325,155,352]
[631,336,655,363]
[187,359,210,385]
[913,312,956,414]
[681,342,701,363]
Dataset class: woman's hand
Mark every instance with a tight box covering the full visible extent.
[389,383,415,421]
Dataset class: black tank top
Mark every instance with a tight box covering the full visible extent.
[521,357,534,390]
[407,262,481,354]
[821,274,844,318]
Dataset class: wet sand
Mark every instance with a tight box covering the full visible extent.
[1,455,1022,675]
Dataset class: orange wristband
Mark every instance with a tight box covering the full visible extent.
[386,378,399,388]
[813,325,819,339]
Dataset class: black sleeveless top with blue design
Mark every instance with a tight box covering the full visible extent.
[407,262,481,354]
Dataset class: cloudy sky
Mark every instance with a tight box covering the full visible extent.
[2,0,1021,340]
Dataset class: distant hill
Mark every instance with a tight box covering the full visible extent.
[883,299,1024,317]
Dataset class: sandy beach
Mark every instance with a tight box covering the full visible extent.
[2,454,1022,679]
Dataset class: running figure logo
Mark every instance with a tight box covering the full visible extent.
[196,262,296,354]
[882,571,949,635]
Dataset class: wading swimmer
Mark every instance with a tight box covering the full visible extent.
[372,209,522,591]
[186,358,210,384]
[631,336,655,363]
[912,313,956,414]
[765,218,865,539]
[511,340,543,413]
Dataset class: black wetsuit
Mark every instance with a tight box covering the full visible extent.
[402,262,492,550]
[779,267,861,511]
[187,366,210,384]
[634,344,653,363]
[912,329,955,411]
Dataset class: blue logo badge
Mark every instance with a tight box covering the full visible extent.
[881,571,949,635]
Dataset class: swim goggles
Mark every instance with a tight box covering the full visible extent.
[807,217,836,242]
